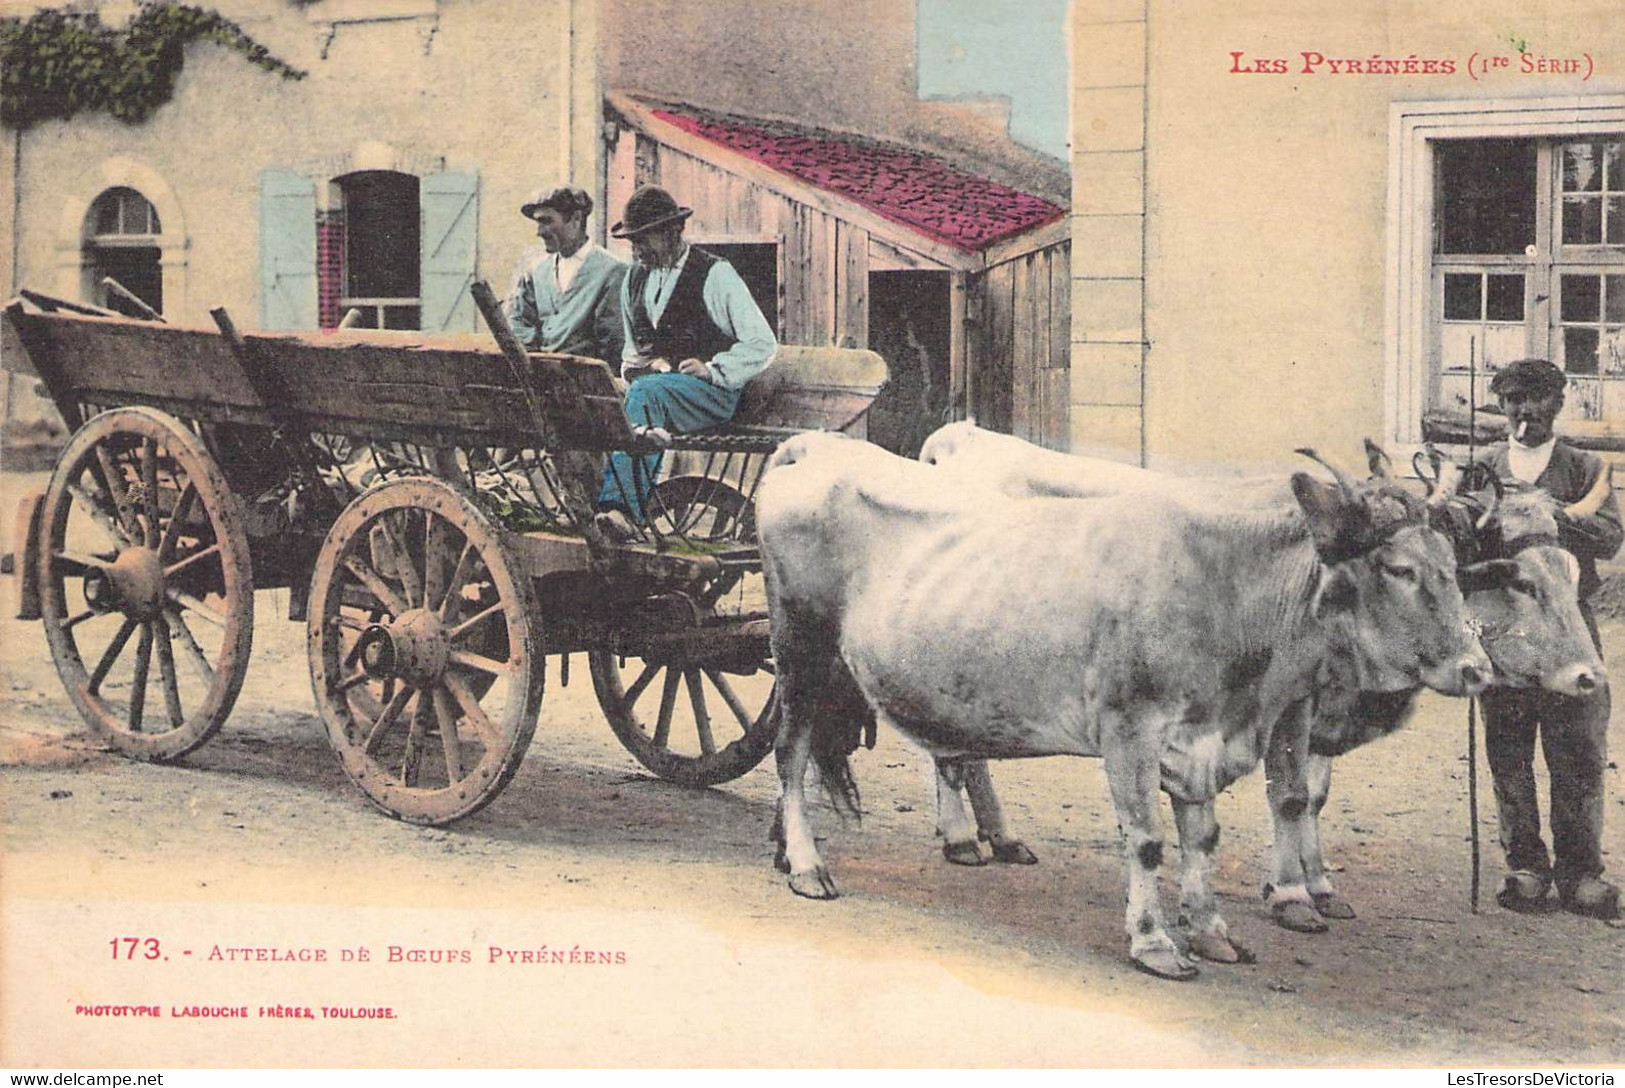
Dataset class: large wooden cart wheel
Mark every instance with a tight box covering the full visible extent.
[39,407,254,760]
[592,474,776,786]
[307,477,542,825]
[591,650,777,787]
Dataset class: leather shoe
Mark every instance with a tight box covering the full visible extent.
[1495,870,1551,913]
[1558,877,1620,920]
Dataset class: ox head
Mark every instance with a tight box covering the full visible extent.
[1291,445,1490,697]
[1457,487,1605,696]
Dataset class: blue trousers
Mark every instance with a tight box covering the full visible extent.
[598,372,742,520]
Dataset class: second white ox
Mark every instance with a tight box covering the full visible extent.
[917,423,1605,931]
[758,432,1490,979]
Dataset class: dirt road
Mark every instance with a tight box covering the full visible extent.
[1,466,1621,1068]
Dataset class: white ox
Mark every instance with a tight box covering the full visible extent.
[758,432,1490,978]
[916,423,1604,930]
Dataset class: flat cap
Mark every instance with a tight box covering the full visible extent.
[1489,358,1568,399]
[521,185,593,220]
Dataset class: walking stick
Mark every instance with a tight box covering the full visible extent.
[1467,335,1481,913]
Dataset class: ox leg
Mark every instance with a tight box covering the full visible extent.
[1302,754,1355,919]
[933,759,986,866]
[965,761,1038,864]
[773,667,840,900]
[1172,800,1253,964]
[1102,725,1197,980]
[1262,700,1328,933]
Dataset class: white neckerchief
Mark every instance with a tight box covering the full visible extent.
[553,238,596,294]
[1508,434,1557,485]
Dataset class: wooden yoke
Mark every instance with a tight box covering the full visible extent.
[468,280,610,555]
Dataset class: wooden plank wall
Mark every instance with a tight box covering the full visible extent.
[969,240,1071,450]
[618,135,870,351]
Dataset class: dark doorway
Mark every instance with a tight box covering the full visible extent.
[338,170,421,329]
[702,243,780,335]
[867,271,951,456]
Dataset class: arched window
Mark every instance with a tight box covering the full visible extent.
[85,186,163,317]
[335,170,421,329]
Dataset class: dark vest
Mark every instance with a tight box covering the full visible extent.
[627,247,735,364]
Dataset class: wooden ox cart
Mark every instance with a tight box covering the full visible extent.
[3,284,885,825]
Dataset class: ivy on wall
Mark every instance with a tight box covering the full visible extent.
[0,4,307,130]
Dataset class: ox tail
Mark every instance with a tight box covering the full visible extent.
[792,654,876,821]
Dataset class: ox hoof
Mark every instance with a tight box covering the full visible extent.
[990,840,1039,865]
[1313,891,1357,919]
[1187,931,1256,965]
[1132,948,1199,981]
[942,840,987,867]
[773,846,791,874]
[789,867,840,900]
[1272,900,1329,933]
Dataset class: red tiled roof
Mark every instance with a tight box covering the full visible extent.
[651,108,1065,253]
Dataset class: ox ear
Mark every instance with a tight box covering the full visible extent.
[1314,566,1359,617]
[1460,559,1521,595]
[1364,439,1393,479]
[1291,472,1360,558]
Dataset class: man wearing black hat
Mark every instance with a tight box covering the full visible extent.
[594,185,777,537]
[506,185,626,362]
[1478,357,1622,920]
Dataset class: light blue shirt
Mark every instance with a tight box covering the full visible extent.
[619,246,777,392]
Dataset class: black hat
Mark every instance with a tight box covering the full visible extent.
[1489,358,1568,399]
[610,185,692,238]
[521,185,592,221]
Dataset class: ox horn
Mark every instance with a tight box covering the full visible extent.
[1565,462,1614,519]
[1363,438,1394,479]
[1468,465,1505,530]
[1295,447,1360,494]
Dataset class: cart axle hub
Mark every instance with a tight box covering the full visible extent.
[359,609,448,686]
[84,547,165,619]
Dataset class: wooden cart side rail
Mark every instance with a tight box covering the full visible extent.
[0,305,641,450]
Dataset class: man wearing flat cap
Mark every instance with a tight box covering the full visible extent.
[506,185,626,363]
[1477,357,1623,920]
[594,184,777,538]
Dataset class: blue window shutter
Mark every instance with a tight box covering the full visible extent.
[258,169,318,330]
[420,171,479,332]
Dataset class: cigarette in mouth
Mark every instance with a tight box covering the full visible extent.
[1516,421,1529,442]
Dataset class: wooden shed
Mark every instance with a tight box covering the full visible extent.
[604,93,1072,453]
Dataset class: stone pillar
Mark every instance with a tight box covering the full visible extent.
[1070,0,1146,464]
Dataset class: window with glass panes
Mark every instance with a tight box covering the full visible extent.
[1433,135,1625,427]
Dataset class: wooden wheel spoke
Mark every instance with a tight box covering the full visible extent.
[164,608,215,684]
[421,513,450,618]
[654,667,681,749]
[156,481,200,562]
[704,668,757,733]
[342,555,409,618]
[92,446,141,541]
[363,685,415,757]
[128,623,154,732]
[66,480,132,546]
[447,602,503,643]
[163,542,221,580]
[167,590,229,629]
[444,675,502,749]
[375,514,422,609]
[336,612,371,633]
[53,550,113,576]
[62,608,99,631]
[88,618,139,694]
[402,693,429,786]
[140,437,160,547]
[684,668,716,756]
[335,669,373,693]
[432,685,464,782]
[438,541,477,620]
[619,660,662,715]
[448,648,517,677]
[152,613,185,730]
